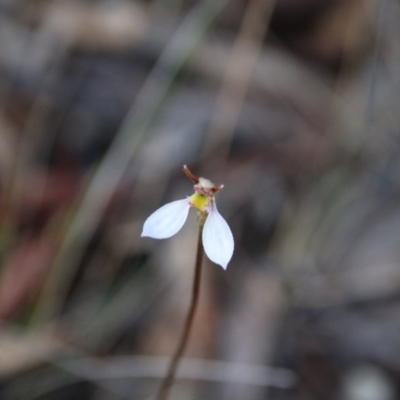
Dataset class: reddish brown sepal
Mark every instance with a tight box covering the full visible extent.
[211,184,224,194]
[183,165,199,184]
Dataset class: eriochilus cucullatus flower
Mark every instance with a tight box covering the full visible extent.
[141,165,234,268]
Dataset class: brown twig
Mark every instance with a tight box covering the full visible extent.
[155,223,205,400]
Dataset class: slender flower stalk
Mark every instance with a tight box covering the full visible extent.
[155,222,205,400]
[142,166,234,399]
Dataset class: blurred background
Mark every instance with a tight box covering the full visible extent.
[0,0,399,399]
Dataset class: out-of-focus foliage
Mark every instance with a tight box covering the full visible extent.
[0,0,399,399]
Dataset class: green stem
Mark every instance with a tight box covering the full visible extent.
[155,223,204,400]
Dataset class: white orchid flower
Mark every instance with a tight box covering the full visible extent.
[141,166,234,269]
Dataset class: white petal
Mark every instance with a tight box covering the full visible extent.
[141,199,190,239]
[202,201,234,269]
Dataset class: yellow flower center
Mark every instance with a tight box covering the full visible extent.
[190,192,209,212]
